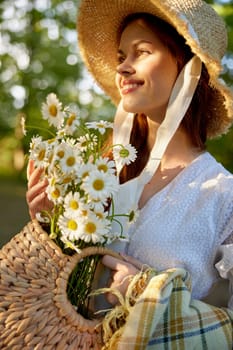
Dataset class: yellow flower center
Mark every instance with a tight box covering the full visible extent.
[96,212,104,219]
[52,188,60,199]
[70,200,79,210]
[119,148,129,158]
[67,219,78,231]
[93,179,104,191]
[67,114,76,126]
[49,104,58,117]
[63,176,72,184]
[81,141,87,148]
[82,171,89,179]
[129,210,135,222]
[66,156,75,167]
[38,149,46,161]
[48,138,56,144]
[85,222,96,234]
[57,150,65,158]
[98,164,108,173]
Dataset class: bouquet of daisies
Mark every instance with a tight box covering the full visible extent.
[25,93,137,317]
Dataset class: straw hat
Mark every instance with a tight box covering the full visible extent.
[77,0,233,138]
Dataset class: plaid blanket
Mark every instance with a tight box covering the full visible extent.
[103,268,233,349]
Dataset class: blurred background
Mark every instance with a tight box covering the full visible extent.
[0,0,233,247]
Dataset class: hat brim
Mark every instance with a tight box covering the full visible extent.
[77,0,233,138]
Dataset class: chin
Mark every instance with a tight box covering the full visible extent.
[122,100,141,114]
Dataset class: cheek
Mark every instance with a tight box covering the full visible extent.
[151,61,178,96]
[115,74,121,90]
[165,57,179,88]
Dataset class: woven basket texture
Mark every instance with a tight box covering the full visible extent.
[0,220,117,350]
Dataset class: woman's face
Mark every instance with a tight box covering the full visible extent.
[115,20,179,121]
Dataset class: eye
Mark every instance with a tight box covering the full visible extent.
[117,54,126,64]
[136,49,151,57]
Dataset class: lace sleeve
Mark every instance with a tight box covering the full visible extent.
[215,244,233,310]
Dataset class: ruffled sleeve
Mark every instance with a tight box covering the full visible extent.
[215,243,233,310]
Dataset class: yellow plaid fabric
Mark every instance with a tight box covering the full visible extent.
[111,268,233,349]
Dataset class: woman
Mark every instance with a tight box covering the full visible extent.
[27,0,233,347]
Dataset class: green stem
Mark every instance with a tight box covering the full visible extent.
[67,254,101,318]
[26,124,56,137]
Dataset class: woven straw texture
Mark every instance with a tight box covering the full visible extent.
[77,0,233,138]
[0,220,120,350]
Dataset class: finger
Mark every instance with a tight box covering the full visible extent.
[28,166,45,189]
[28,192,53,219]
[102,255,129,271]
[27,159,35,180]
[26,179,48,203]
[120,253,145,271]
[105,291,119,306]
[106,272,132,305]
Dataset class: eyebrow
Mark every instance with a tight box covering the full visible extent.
[117,39,153,55]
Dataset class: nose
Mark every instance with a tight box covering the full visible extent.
[116,58,135,76]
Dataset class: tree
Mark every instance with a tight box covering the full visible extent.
[205,0,233,171]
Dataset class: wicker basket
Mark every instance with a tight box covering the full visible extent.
[0,220,120,350]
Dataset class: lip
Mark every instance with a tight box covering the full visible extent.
[120,79,144,95]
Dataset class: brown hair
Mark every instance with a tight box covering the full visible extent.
[117,13,211,183]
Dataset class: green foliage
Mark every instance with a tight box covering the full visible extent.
[0,0,233,176]
[204,0,233,172]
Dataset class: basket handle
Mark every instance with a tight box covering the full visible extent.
[54,246,125,331]
[69,246,124,264]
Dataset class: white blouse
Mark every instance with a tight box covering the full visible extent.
[113,152,233,304]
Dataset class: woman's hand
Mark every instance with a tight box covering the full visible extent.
[102,254,143,305]
[26,159,53,219]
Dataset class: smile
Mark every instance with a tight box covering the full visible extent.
[121,82,143,95]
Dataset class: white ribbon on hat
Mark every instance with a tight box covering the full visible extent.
[113,56,202,194]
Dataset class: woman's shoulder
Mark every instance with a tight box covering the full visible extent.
[188,152,233,185]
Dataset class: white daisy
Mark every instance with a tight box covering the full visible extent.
[60,236,82,254]
[78,212,110,244]
[53,141,69,163]
[29,139,49,168]
[127,206,140,225]
[35,212,50,224]
[95,157,116,174]
[63,112,80,135]
[76,201,93,219]
[46,178,65,204]
[105,230,123,245]
[89,200,106,216]
[61,170,78,186]
[113,144,137,167]
[29,135,43,152]
[64,192,83,216]
[86,120,113,135]
[76,162,96,181]
[76,133,98,151]
[58,214,81,241]
[41,93,64,129]
[59,146,81,174]
[81,169,119,201]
